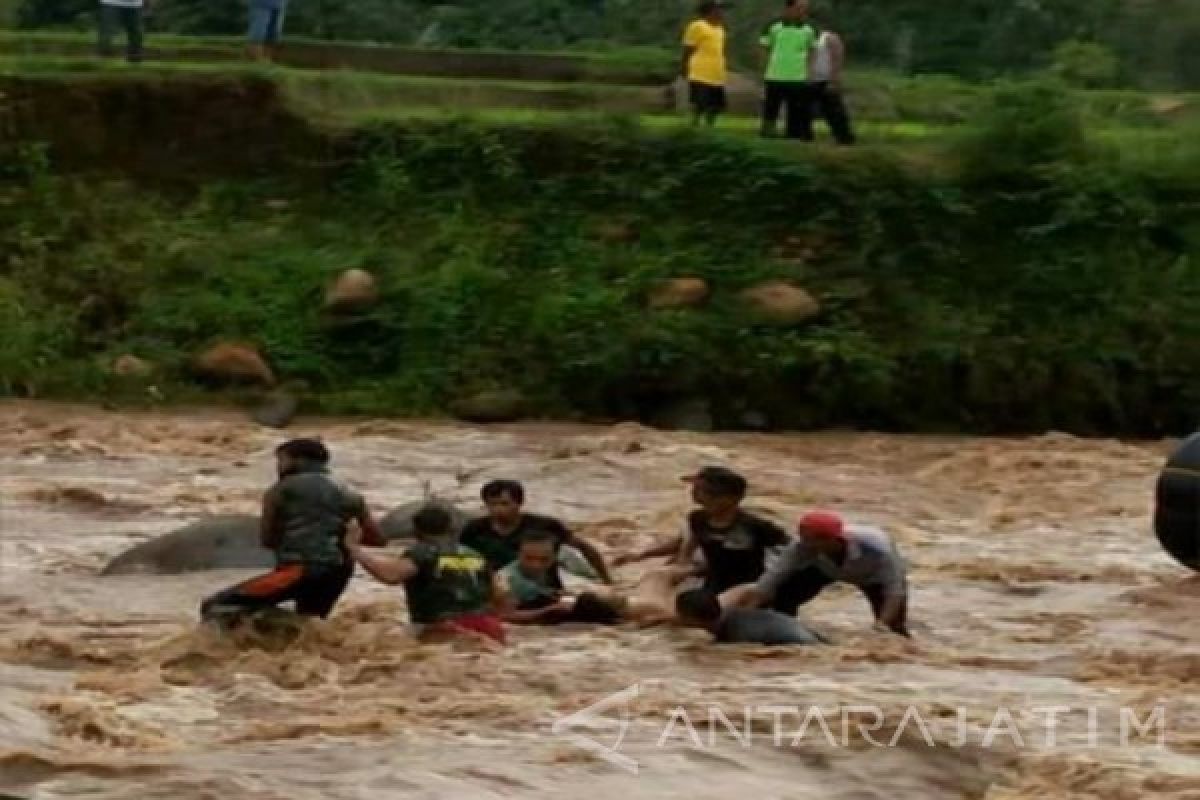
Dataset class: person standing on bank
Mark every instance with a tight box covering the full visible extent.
[759,0,817,138]
[682,1,729,127]
[97,0,146,63]
[247,0,288,62]
[808,21,856,145]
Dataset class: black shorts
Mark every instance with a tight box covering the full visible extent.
[201,561,353,621]
[689,81,727,114]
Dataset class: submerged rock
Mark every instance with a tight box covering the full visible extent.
[380,500,474,541]
[101,514,269,575]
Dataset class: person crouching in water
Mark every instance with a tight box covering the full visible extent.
[347,505,506,645]
[675,588,827,645]
[729,510,910,636]
[201,438,385,624]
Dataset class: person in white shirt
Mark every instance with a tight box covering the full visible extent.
[808,24,856,144]
[97,0,145,63]
[728,510,910,635]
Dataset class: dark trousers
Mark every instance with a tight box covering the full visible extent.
[762,80,813,139]
[809,81,855,145]
[98,5,144,63]
[770,565,909,635]
[200,561,353,621]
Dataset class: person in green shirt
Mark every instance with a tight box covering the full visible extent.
[759,0,817,139]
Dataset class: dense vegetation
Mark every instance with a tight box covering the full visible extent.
[1,69,1197,434]
[11,0,1200,89]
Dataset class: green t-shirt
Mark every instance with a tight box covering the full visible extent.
[403,540,493,625]
[760,21,816,82]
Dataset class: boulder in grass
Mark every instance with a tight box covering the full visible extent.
[739,281,820,326]
[325,269,379,314]
[111,354,153,378]
[194,342,276,387]
[647,277,709,310]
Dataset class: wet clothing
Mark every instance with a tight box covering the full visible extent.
[459,513,572,577]
[402,540,493,625]
[498,562,561,610]
[683,19,726,86]
[714,608,826,645]
[201,561,352,621]
[200,463,368,621]
[426,611,506,644]
[683,510,790,594]
[268,464,368,568]
[756,525,909,634]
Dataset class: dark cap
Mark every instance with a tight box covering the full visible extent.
[682,466,748,497]
[697,0,731,13]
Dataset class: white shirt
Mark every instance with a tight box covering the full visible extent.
[811,32,835,82]
[101,0,145,8]
[755,524,907,600]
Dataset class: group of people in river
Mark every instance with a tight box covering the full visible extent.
[200,438,910,647]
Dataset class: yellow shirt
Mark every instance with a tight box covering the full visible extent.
[683,19,726,86]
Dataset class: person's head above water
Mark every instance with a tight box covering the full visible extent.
[413,505,454,542]
[275,438,330,477]
[481,479,525,526]
[516,528,558,577]
[684,466,747,517]
[675,588,723,631]
[797,510,847,558]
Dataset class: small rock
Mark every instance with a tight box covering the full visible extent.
[325,269,379,314]
[650,397,714,433]
[739,281,820,326]
[111,354,153,378]
[451,389,527,424]
[647,277,709,310]
[194,342,276,387]
[251,392,299,429]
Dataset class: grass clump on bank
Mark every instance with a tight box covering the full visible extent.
[0,70,1198,435]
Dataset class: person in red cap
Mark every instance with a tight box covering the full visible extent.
[614,466,792,596]
[728,510,910,636]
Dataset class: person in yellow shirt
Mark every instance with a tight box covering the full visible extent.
[682,1,729,126]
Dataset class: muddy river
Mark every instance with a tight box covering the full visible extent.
[0,402,1196,799]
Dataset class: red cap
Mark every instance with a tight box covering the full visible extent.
[798,510,845,540]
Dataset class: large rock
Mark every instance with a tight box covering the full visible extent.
[101,514,269,575]
[251,391,299,429]
[380,500,475,541]
[452,388,527,424]
[325,269,379,314]
[194,342,276,387]
[647,277,709,310]
[739,281,820,326]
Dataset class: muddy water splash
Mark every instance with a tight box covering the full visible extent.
[1,402,1196,799]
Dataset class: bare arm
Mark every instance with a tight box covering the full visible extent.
[355,506,386,548]
[613,535,683,567]
[681,45,695,78]
[720,583,767,609]
[350,546,418,586]
[564,532,613,584]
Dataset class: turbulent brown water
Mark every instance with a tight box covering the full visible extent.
[1,402,1197,799]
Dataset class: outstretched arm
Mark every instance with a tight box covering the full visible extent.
[613,535,683,567]
[564,532,613,584]
[354,506,386,548]
[349,542,418,586]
